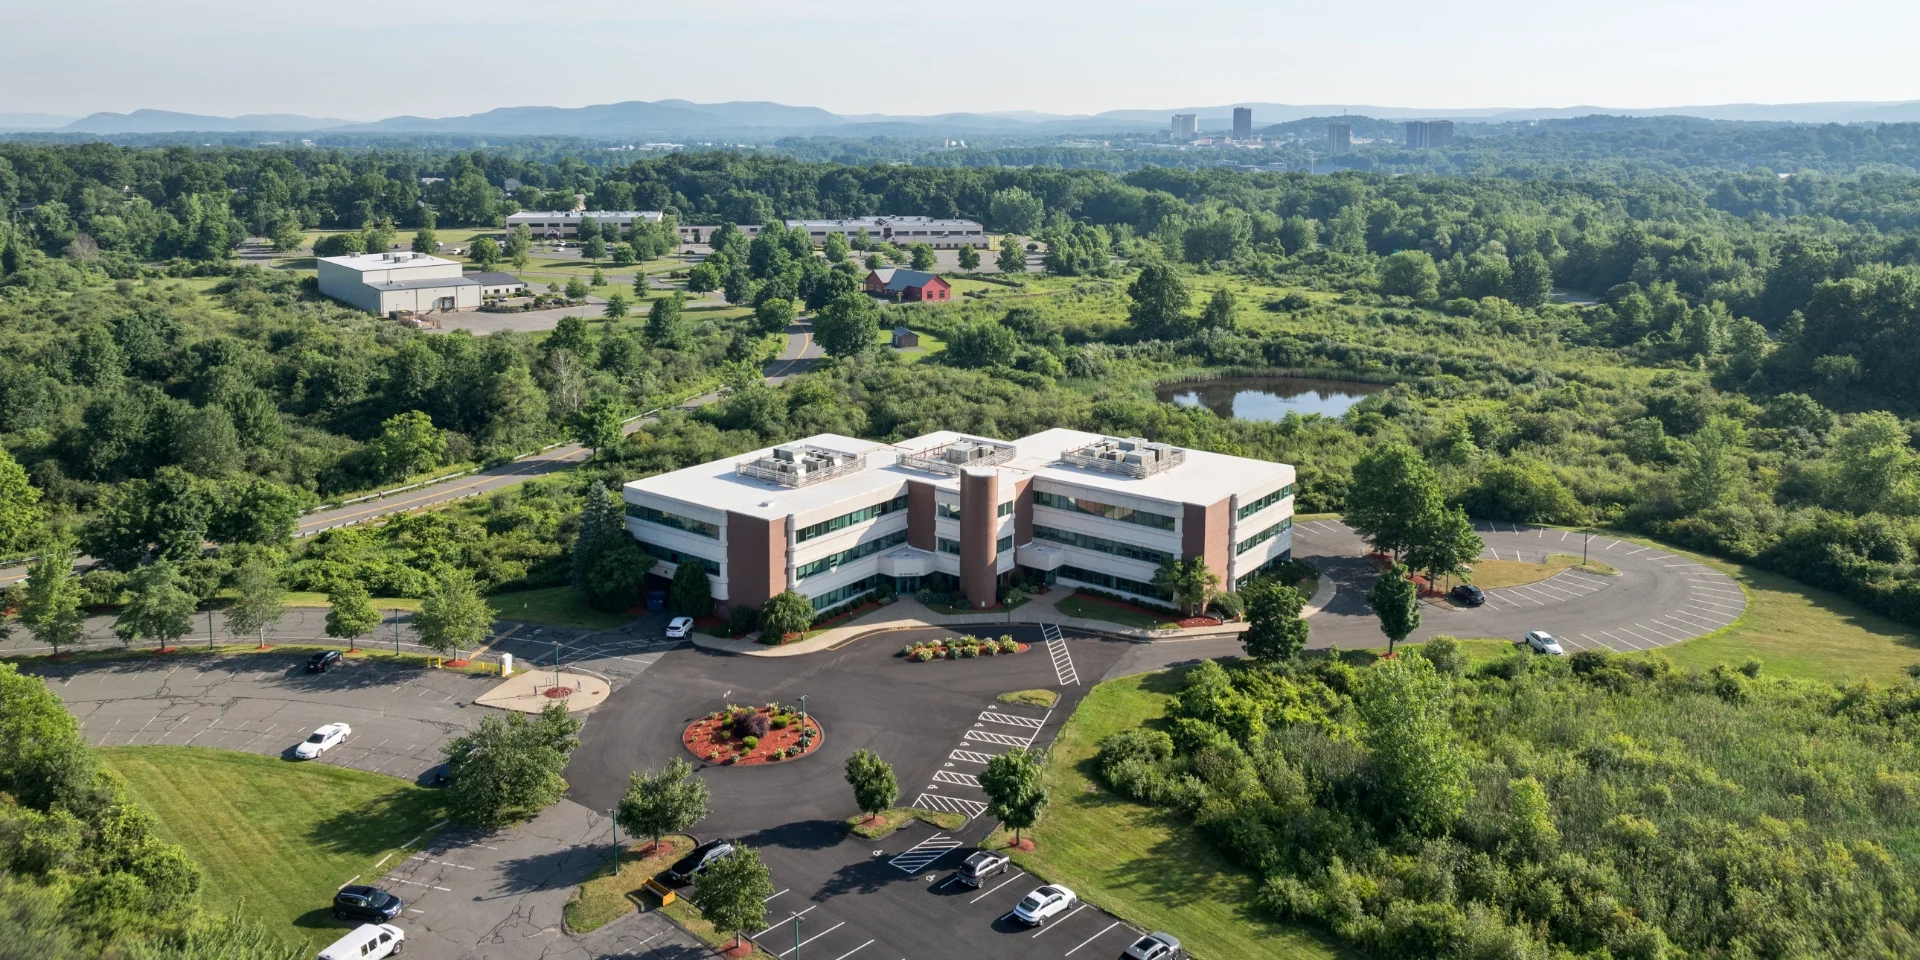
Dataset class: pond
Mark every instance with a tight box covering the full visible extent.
[1154,376,1387,421]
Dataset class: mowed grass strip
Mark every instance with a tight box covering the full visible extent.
[101,746,448,950]
[487,586,636,630]
[999,671,1351,960]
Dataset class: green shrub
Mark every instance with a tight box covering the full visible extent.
[741,736,759,750]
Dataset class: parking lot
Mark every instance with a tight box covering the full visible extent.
[567,624,1149,960]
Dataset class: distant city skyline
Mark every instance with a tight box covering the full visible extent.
[7,0,1918,121]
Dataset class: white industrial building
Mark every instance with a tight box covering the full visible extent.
[315,252,480,315]
[505,210,663,238]
[784,217,988,249]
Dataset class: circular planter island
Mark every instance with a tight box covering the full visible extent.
[682,703,822,766]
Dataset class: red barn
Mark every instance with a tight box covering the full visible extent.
[864,268,952,302]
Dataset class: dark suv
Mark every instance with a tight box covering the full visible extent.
[307,650,344,672]
[664,839,735,885]
[1449,584,1486,607]
[332,885,403,923]
[957,850,1010,888]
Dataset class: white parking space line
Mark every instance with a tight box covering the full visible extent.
[980,710,1044,729]
[1496,588,1545,606]
[1661,610,1721,630]
[949,749,997,764]
[1687,598,1742,612]
[1559,572,1610,586]
[1032,903,1091,937]
[1603,630,1647,651]
[964,729,1031,747]
[1046,634,1079,686]
[754,906,816,938]
[1065,921,1125,956]
[1605,539,1621,550]
[912,793,988,819]
[1626,545,1653,555]
[764,888,789,903]
[932,770,980,787]
[1690,587,1744,598]
[829,940,874,960]
[1623,623,1676,644]
[1526,581,1583,599]
[970,871,1027,904]
[776,921,844,957]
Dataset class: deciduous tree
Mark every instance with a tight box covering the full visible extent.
[19,543,86,656]
[1127,261,1192,339]
[444,702,580,824]
[813,292,880,359]
[1367,563,1421,655]
[1346,444,1443,559]
[325,579,381,652]
[981,748,1048,845]
[225,558,288,647]
[647,293,687,346]
[694,843,773,952]
[844,750,898,823]
[761,590,813,640]
[669,559,711,618]
[414,569,492,657]
[996,235,1025,274]
[114,561,196,651]
[1152,557,1218,617]
[1355,654,1467,834]
[1240,579,1309,661]
[618,758,710,851]
[956,243,980,271]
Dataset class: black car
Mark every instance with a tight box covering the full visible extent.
[307,650,344,672]
[1449,584,1486,607]
[664,838,734,885]
[332,885,403,923]
[429,763,453,787]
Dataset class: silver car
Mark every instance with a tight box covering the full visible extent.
[1010,885,1076,925]
[1124,932,1185,960]
[1524,630,1565,656]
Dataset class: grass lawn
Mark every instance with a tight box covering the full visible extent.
[1653,553,1920,684]
[487,586,635,630]
[997,688,1060,708]
[1461,555,1614,589]
[991,671,1348,960]
[282,591,421,612]
[1054,592,1182,631]
[101,746,448,951]
[566,833,694,934]
[881,327,948,363]
[843,807,968,839]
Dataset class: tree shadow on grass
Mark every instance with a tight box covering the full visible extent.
[307,788,450,860]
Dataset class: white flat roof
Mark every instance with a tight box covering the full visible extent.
[624,428,1293,520]
[317,251,460,272]
[507,210,662,221]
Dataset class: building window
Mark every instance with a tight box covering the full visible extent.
[1057,565,1172,601]
[636,539,719,575]
[998,501,1015,517]
[1033,491,1175,531]
[796,494,908,542]
[1032,525,1174,565]
[794,530,908,580]
[997,534,1014,552]
[938,537,962,555]
[809,573,887,611]
[1236,549,1294,587]
[1236,517,1293,555]
[937,502,962,521]
[625,503,720,539]
[1238,484,1295,521]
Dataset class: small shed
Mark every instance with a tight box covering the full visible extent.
[891,326,920,349]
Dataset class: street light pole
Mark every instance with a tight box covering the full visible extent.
[792,913,803,959]
[799,695,809,742]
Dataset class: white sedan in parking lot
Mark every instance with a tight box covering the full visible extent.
[295,723,352,759]
[1525,631,1566,656]
[1011,884,1077,925]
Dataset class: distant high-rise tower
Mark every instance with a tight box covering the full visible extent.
[1404,120,1455,148]
[1232,107,1253,139]
[1327,121,1352,154]
[1171,113,1199,140]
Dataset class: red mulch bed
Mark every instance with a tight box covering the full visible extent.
[1174,616,1223,628]
[901,639,1030,662]
[445,658,471,668]
[1005,838,1037,852]
[631,839,677,859]
[543,687,573,699]
[683,706,822,765]
[720,941,753,959]
[1074,593,1181,622]
[153,647,181,655]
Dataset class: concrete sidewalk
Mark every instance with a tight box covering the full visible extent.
[693,575,1338,658]
[474,669,610,713]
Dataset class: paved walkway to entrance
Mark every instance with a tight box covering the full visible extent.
[692,575,1337,658]
[475,669,610,713]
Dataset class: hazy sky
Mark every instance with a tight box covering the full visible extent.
[10,0,1919,119]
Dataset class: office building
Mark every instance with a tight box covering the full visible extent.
[1327,121,1352,154]
[621,429,1296,617]
[785,216,987,250]
[1232,107,1253,139]
[504,210,663,238]
[1404,120,1455,148]
[315,251,478,315]
[1171,113,1199,140]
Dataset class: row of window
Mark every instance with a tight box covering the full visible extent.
[637,539,719,575]
[937,534,1017,555]
[810,573,888,611]
[626,503,720,539]
[794,530,908,581]
[935,501,1017,521]
[1031,525,1173,565]
[1033,491,1176,531]
[1236,517,1293,555]
[1057,565,1172,601]
[796,494,908,543]
[1238,484,1295,521]
[1236,549,1295,587]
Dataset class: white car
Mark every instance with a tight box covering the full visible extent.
[1011,884,1077,926]
[318,923,403,960]
[1524,631,1566,656]
[665,616,695,639]
[295,722,352,759]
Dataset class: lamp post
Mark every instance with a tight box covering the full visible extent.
[799,695,809,743]
[392,609,401,654]
[554,640,562,693]
[792,913,803,959]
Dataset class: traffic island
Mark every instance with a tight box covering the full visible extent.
[683,704,821,765]
[475,669,610,713]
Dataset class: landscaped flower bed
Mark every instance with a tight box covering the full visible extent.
[681,703,821,765]
[898,634,1029,662]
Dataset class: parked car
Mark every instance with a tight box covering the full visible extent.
[332,885,403,923]
[295,722,352,759]
[957,850,1010,888]
[307,650,343,672]
[318,924,403,960]
[429,763,452,787]
[664,838,734,885]
[1011,884,1077,925]
[1449,584,1486,607]
[1524,630,1566,656]
[1123,932,1185,960]
[665,616,696,639]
